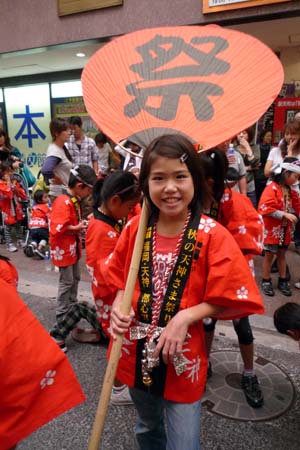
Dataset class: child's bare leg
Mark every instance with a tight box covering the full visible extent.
[277,248,287,278]
[277,248,292,296]
[262,251,274,279]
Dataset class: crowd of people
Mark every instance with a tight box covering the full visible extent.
[1,115,300,449]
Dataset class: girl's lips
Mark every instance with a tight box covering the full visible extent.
[163,198,181,204]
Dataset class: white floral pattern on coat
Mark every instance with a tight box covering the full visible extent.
[69,243,77,257]
[272,225,281,239]
[260,203,267,212]
[51,246,65,261]
[40,370,56,389]
[238,225,246,234]
[55,223,63,233]
[237,286,248,299]
[221,192,230,203]
[95,299,111,320]
[86,264,98,287]
[198,217,216,233]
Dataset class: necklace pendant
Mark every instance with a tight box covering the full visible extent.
[142,373,153,386]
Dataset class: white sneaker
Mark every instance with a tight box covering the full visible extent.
[17,239,26,248]
[110,385,133,406]
[7,243,18,252]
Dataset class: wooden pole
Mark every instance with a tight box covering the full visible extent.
[87,200,149,450]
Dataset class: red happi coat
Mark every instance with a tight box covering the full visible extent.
[0,276,85,449]
[0,258,18,286]
[49,194,82,267]
[218,187,264,255]
[85,210,122,336]
[258,181,300,245]
[105,214,264,403]
[29,203,50,229]
[0,179,27,225]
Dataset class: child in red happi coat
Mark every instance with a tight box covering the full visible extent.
[86,170,141,405]
[199,149,264,409]
[108,135,264,450]
[49,165,104,353]
[26,189,51,259]
[258,157,300,297]
[0,161,27,252]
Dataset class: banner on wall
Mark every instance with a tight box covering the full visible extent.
[5,84,52,175]
[273,97,300,144]
[203,0,292,14]
[51,96,99,137]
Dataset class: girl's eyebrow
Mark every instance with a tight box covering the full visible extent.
[150,169,189,174]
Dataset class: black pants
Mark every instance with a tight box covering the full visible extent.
[203,316,254,345]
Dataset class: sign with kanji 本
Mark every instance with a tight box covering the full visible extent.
[5,84,52,175]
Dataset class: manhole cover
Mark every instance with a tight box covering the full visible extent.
[202,350,295,421]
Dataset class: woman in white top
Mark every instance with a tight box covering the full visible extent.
[114,139,144,171]
[41,118,73,202]
[265,120,300,183]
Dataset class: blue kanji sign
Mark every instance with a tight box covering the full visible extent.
[13,105,46,148]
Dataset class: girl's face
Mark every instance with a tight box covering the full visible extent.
[263,131,272,144]
[42,193,49,203]
[238,130,249,141]
[110,197,140,221]
[285,172,299,186]
[148,156,194,221]
[284,129,300,144]
[74,183,92,199]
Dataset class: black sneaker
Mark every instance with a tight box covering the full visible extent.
[278,279,292,297]
[241,375,264,408]
[261,279,274,296]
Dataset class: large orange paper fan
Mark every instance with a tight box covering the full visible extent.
[82,25,283,149]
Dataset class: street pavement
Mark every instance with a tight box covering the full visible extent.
[2,244,300,450]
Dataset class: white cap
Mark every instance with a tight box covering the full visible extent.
[281,159,300,175]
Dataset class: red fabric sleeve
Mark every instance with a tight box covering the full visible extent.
[202,224,264,319]
[0,280,85,450]
[14,180,27,200]
[0,260,18,287]
[0,181,13,199]
[258,183,280,215]
[50,196,74,237]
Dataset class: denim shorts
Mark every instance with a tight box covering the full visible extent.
[263,244,288,254]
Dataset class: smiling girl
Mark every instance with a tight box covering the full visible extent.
[106,134,264,450]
